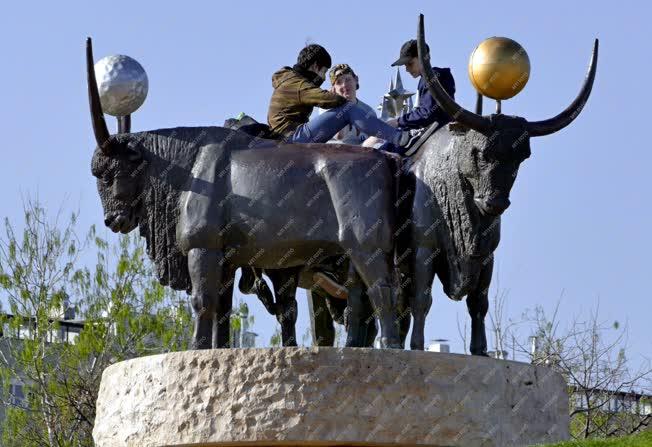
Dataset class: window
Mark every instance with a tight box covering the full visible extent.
[642,402,652,416]
[573,393,588,410]
[18,325,31,340]
[9,383,25,406]
[66,330,79,344]
[609,397,619,413]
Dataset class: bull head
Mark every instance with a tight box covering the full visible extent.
[87,37,145,233]
[417,15,597,216]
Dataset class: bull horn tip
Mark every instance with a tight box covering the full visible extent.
[525,38,598,137]
[592,39,599,58]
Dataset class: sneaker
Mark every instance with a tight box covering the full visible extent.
[396,129,416,147]
[395,129,423,154]
[313,271,349,300]
[402,121,441,156]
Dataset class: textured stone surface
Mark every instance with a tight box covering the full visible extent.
[93,348,569,447]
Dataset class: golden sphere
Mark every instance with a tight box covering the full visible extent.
[468,37,530,100]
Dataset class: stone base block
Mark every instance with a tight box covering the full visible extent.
[93,347,569,446]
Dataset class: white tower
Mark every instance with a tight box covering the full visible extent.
[378,68,415,120]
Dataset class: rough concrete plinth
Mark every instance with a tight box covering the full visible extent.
[93,347,569,446]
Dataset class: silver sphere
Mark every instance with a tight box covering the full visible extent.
[94,54,148,116]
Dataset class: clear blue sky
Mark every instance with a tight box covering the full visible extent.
[1,1,650,363]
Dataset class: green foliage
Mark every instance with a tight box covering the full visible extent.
[269,326,282,347]
[540,430,652,446]
[521,304,651,440]
[230,300,256,347]
[0,199,192,446]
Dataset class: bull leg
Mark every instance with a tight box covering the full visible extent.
[214,265,235,348]
[188,248,224,350]
[344,263,365,347]
[348,250,401,349]
[396,265,413,349]
[361,290,378,347]
[467,258,492,356]
[410,247,436,350]
[267,268,300,347]
[397,303,411,349]
[308,289,336,346]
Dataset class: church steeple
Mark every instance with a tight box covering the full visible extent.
[378,68,415,120]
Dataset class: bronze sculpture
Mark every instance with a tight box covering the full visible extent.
[222,116,378,348]
[87,15,597,353]
[395,15,598,352]
[87,37,403,349]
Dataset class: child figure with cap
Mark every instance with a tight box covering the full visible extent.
[371,39,457,155]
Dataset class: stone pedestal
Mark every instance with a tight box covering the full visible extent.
[93,347,569,446]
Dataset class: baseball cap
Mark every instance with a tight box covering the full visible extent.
[391,39,430,66]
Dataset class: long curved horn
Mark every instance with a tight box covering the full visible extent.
[86,37,112,153]
[417,14,491,133]
[526,39,598,137]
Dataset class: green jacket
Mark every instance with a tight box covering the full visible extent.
[267,66,347,139]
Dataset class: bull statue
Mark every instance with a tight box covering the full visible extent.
[397,15,598,353]
[86,39,403,349]
[221,117,379,348]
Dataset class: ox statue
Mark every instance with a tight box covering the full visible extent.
[221,117,379,348]
[86,13,597,353]
[396,16,598,353]
[86,39,403,349]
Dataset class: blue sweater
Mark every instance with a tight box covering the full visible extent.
[397,67,456,130]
